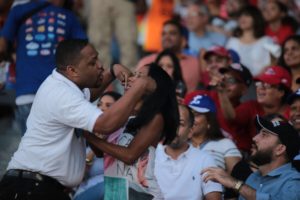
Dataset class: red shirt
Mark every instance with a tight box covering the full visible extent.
[231,101,290,152]
[185,91,290,153]
[265,24,294,45]
[231,101,265,152]
[199,71,211,88]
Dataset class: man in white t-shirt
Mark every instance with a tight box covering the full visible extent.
[154,105,222,200]
[0,39,156,200]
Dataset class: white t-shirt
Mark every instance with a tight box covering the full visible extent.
[8,69,102,187]
[226,36,278,76]
[154,144,223,200]
[201,138,242,170]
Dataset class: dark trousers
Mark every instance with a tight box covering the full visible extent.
[0,170,70,200]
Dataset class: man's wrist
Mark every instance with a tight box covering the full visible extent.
[86,158,93,165]
[233,180,244,192]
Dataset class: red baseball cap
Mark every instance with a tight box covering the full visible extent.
[254,66,291,89]
[204,46,230,60]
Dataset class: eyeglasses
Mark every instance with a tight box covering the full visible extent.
[133,71,145,78]
[255,81,277,89]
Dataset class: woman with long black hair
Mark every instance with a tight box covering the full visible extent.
[84,63,179,200]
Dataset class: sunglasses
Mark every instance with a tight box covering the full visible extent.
[224,77,242,85]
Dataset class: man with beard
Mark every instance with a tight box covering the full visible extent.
[202,115,300,200]
[154,105,222,200]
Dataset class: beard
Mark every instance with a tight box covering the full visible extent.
[169,138,182,149]
[250,146,273,166]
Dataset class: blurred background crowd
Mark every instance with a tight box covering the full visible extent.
[1,0,300,199]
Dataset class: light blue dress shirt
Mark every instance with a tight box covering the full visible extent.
[187,31,227,56]
[239,163,300,200]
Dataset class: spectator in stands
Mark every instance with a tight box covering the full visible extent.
[215,0,248,36]
[87,0,138,70]
[83,63,179,199]
[73,91,122,200]
[263,1,295,45]
[184,63,253,151]
[287,87,300,134]
[0,39,156,199]
[136,19,201,93]
[217,63,252,107]
[154,49,187,102]
[203,115,300,200]
[154,49,185,87]
[206,0,225,19]
[201,45,232,88]
[278,35,300,91]
[97,91,122,112]
[0,0,87,134]
[188,94,242,174]
[184,1,227,56]
[226,5,280,76]
[277,0,300,24]
[154,104,222,200]
[218,65,291,153]
[286,87,300,170]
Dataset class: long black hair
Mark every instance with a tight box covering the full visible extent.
[204,112,224,141]
[155,49,185,87]
[100,91,122,101]
[127,63,179,145]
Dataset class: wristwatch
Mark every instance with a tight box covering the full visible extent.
[234,180,244,192]
[86,158,93,166]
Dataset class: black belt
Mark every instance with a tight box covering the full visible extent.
[4,169,66,191]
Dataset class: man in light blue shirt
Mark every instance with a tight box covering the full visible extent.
[202,115,300,200]
[188,31,227,56]
[184,2,227,56]
[242,163,300,200]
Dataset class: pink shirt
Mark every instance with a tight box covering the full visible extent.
[136,53,201,93]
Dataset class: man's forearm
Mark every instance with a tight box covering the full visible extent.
[218,90,236,120]
[93,79,149,134]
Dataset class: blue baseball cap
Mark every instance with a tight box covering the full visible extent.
[228,49,240,63]
[188,95,216,113]
[287,88,300,105]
